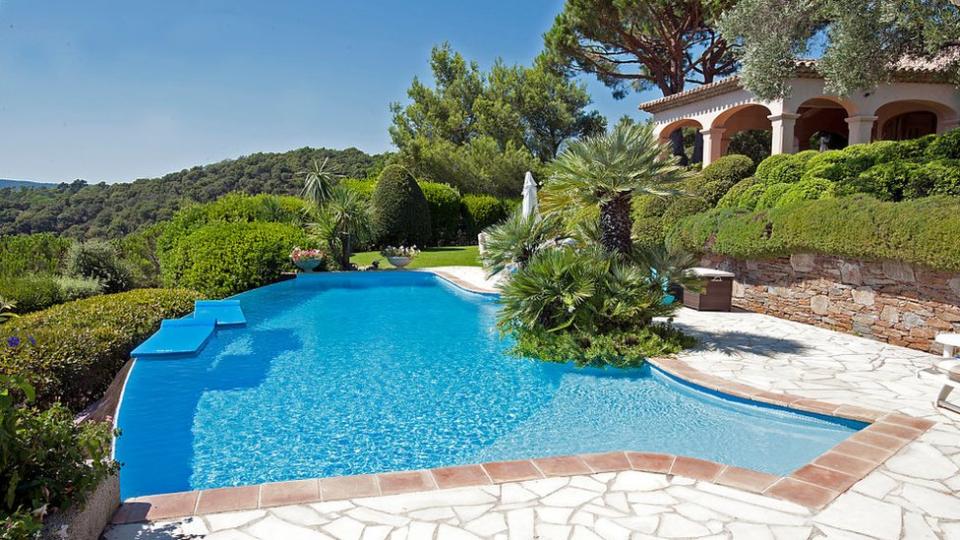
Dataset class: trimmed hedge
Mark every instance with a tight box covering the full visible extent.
[341,178,377,202]
[461,194,509,238]
[372,165,432,247]
[0,288,201,410]
[418,181,462,245]
[669,194,960,272]
[157,193,307,255]
[160,221,307,298]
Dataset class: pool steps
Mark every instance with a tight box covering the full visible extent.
[131,300,245,360]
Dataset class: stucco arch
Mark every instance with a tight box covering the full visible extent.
[654,118,704,145]
[873,99,960,139]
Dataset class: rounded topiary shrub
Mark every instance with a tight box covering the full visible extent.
[632,194,670,219]
[461,194,508,238]
[661,197,710,225]
[899,134,937,159]
[691,154,756,205]
[631,216,665,251]
[925,159,960,197]
[754,154,794,183]
[160,221,308,298]
[848,162,922,201]
[755,183,793,209]
[418,181,461,245]
[66,240,132,293]
[372,165,431,247]
[927,128,960,160]
[775,178,836,208]
[716,177,760,209]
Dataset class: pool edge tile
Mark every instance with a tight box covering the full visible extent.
[580,451,632,473]
[377,470,437,496]
[321,474,380,501]
[626,452,675,474]
[532,455,593,477]
[259,479,321,508]
[195,485,260,515]
[482,460,543,483]
[431,465,493,489]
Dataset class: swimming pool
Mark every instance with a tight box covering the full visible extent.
[115,272,863,499]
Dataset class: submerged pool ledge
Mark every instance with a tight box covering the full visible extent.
[110,357,935,525]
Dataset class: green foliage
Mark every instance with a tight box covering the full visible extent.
[543,122,687,254]
[66,241,132,293]
[160,221,307,298]
[661,197,710,225]
[754,154,793,183]
[307,185,375,270]
[497,247,687,368]
[391,43,605,163]
[684,154,755,206]
[0,289,201,410]
[847,161,924,201]
[926,159,960,196]
[776,178,836,207]
[669,195,960,272]
[756,152,814,184]
[418,181,462,245]
[544,0,735,98]
[393,135,543,197]
[755,182,793,209]
[115,223,165,288]
[341,179,377,202]
[0,147,382,239]
[0,377,117,539]
[630,216,666,251]
[631,195,670,219]
[720,0,960,100]
[0,276,103,314]
[926,128,960,159]
[717,177,759,209]
[461,194,509,238]
[0,233,72,277]
[372,166,432,247]
[479,211,564,275]
[726,130,772,166]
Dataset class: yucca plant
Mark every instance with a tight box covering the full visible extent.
[543,123,688,255]
[480,210,564,276]
[306,185,374,270]
[300,157,341,207]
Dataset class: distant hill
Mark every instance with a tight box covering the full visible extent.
[0,179,57,189]
[0,147,384,239]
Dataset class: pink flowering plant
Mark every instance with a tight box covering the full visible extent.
[289,247,326,263]
[379,245,420,259]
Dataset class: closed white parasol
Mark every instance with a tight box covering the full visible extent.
[521,171,538,219]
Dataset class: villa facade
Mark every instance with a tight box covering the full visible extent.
[641,60,960,166]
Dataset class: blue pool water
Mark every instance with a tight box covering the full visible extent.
[116,272,863,498]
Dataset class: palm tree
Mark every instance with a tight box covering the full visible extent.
[307,185,373,270]
[543,123,687,255]
[480,210,563,276]
[300,157,341,207]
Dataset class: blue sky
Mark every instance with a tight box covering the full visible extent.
[0,1,659,184]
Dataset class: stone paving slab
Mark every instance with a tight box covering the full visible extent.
[102,294,960,539]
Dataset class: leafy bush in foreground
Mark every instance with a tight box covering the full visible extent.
[161,221,307,298]
[669,195,960,272]
[0,289,201,410]
[0,377,117,540]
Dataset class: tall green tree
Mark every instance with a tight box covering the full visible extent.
[390,43,606,166]
[720,0,960,100]
[544,123,687,255]
[544,0,737,163]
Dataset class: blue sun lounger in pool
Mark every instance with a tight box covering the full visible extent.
[194,300,246,326]
[131,318,217,359]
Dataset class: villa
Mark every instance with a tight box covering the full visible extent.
[643,59,960,165]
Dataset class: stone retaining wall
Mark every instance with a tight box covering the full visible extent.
[701,253,960,354]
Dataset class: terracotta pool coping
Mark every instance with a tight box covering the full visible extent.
[110,355,935,525]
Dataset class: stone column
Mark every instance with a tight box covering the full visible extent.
[845,115,878,145]
[699,127,726,167]
[767,113,801,155]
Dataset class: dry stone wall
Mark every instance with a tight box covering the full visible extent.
[701,253,960,354]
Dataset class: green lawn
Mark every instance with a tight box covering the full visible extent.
[350,245,481,269]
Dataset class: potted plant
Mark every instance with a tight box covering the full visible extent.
[290,247,326,272]
[380,245,420,269]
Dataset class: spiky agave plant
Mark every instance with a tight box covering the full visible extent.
[300,157,341,207]
[543,123,688,255]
